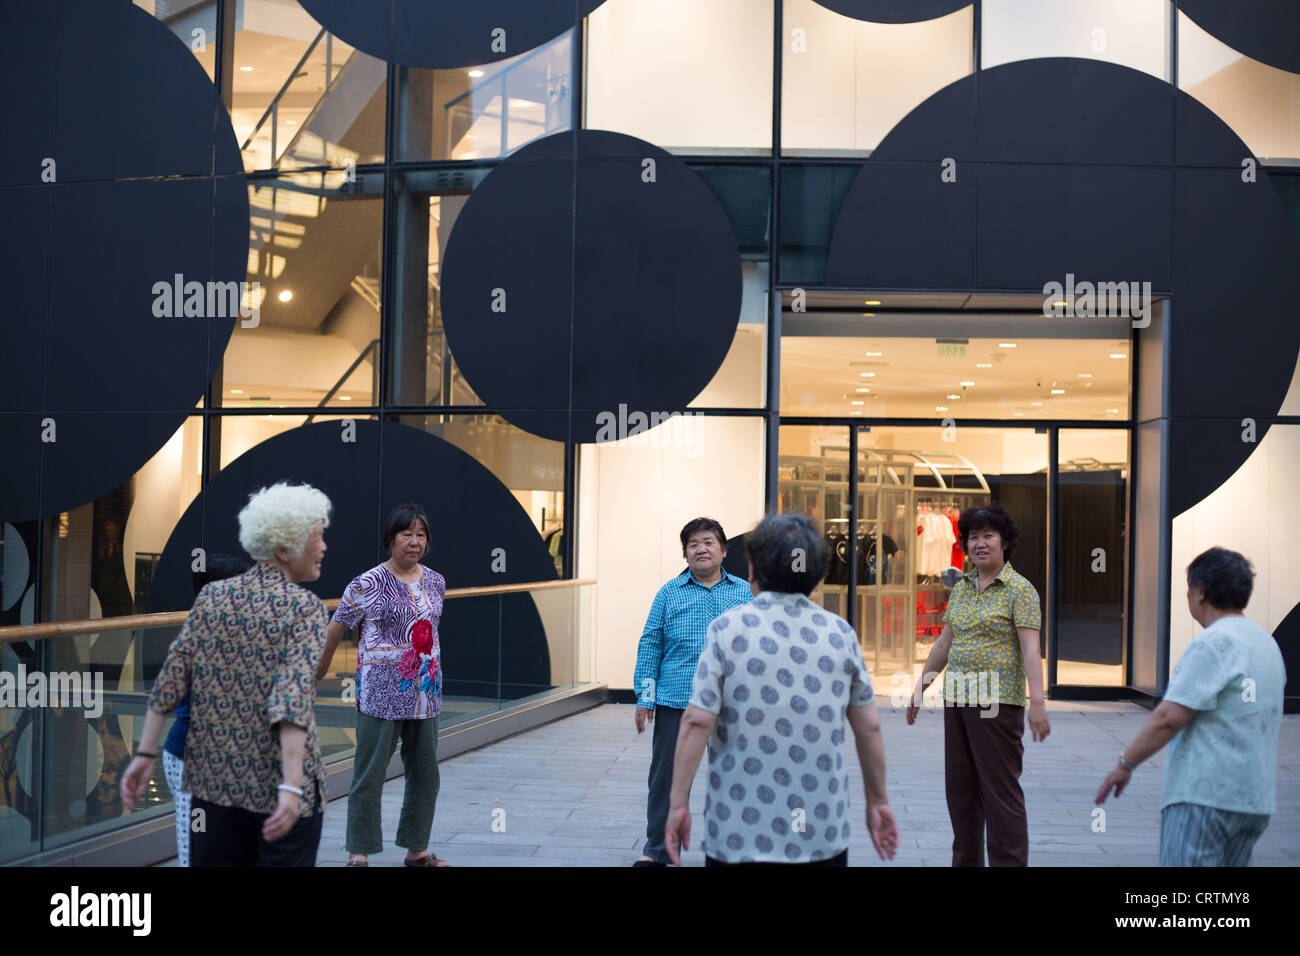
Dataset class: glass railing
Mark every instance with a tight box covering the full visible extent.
[0,578,593,864]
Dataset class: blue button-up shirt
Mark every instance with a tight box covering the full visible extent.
[633,569,751,709]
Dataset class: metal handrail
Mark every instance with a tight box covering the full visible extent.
[0,577,595,644]
[306,338,380,422]
[240,27,328,154]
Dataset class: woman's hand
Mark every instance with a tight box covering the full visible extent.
[1028,701,1051,742]
[262,789,301,842]
[120,755,155,810]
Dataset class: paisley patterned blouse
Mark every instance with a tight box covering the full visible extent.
[332,564,446,720]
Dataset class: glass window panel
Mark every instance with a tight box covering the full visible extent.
[222,170,383,411]
[781,0,973,156]
[132,0,217,81]
[584,0,774,155]
[1056,429,1128,687]
[982,0,1172,82]
[1178,11,1300,164]
[777,164,858,286]
[780,320,1132,421]
[233,0,385,171]
[395,31,573,162]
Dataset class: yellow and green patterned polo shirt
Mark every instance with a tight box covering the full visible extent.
[941,562,1041,707]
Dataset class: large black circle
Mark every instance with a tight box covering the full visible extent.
[810,0,970,23]
[297,0,606,70]
[1180,0,1300,76]
[0,1,246,521]
[826,58,1300,517]
[440,130,743,443]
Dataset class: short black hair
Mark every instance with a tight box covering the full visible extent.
[680,517,727,556]
[382,501,432,555]
[191,553,251,595]
[1187,547,1254,611]
[957,502,1019,561]
[744,513,829,596]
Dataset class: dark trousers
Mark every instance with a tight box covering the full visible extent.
[944,702,1028,867]
[643,706,684,864]
[190,797,324,867]
[706,850,848,867]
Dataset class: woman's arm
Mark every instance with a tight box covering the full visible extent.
[907,624,953,723]
[1018,627,1050,741]
[316,619,349,681]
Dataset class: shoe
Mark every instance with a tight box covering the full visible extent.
[632,857,666,867]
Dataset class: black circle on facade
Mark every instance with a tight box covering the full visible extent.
[440,129,743,444]
[297,0,607,70]
[810,0,971,24]
[1179,0,1300,76]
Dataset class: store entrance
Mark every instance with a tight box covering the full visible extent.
[776,298,1137,696]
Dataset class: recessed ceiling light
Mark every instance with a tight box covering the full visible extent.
[851,400,865,406]
[859,372,875,377]
[278,290,293,302]
[468,70,485,77]
[1107,408,1120,414]
[286,119,296,126]
[1050,300,1068,308]
[850,410,863,416]
[1110,353,1127,359]
[999,343,1017,349]
[239,66,254,72]
[1050,388,1066,394]
[855,387,870,393]
[339,395,351,401]
[1030,401,1043,407]
[230,388,244,394]
[861,312,876,317]
[865,351,883,357]
[935,406,949,412]
[976,363,992,369]
[1013,411,1025,417]
[959,380,975,387]
[864,299,882,306]
[946,394,961,400]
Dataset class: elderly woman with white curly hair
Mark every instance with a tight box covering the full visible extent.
[122,481,333,866]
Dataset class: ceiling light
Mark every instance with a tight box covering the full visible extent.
[230,388,244,395]
[850,410,863,416]
[865,351,883,357]
[1013,411,1025,417]
[239,66,253,72]
[935,406,949,412]
[286,120,296,126]
[861,312,876,317]
[864,299,882,306]
[1050,388,1066,394]
[1077,373,1093,378]
[946,394,961,400]
[1050,300,1068,308]
[855,387,870,393]
[999,342,1017,349]
[1107,408,1120,414]
[959,380,975,387]
[1110,353,1127,359]
[339,395,351,401]
[278,290,293,302]
[859,372,875,378]
[851,400,865,406]
[976,363,992,369]
[468,69,485,77]
[1030,401,1043,407]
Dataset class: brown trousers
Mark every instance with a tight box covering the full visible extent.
[943,702,1028,866]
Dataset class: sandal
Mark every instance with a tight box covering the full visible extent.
[346,858,368,867]
[404,853,451,867]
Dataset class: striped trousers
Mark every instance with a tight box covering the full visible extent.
[1159,802,1270,867]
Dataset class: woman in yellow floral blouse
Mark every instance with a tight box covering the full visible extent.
[905,502,1049,866]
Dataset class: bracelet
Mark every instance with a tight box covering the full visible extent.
[278,783,304,797]
[135,750,158,760]
[1118,753,1137,772]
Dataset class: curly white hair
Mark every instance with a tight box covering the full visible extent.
[237,482,333,560]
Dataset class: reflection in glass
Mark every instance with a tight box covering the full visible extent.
[132,0,217,80]
[585,0,774,155]
[233,0,385,171]
[222,172,383,411]
[1178,11,1300,164]
[781,0,973,156]
[396,32,573,162]
[982,0,1171,81]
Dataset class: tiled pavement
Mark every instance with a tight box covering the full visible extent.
[310,702,1300,867]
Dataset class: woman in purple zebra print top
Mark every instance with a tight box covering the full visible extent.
[318,501,451,867]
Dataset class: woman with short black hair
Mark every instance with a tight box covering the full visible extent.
[905,502,1049,867]
[318,501,450,867]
